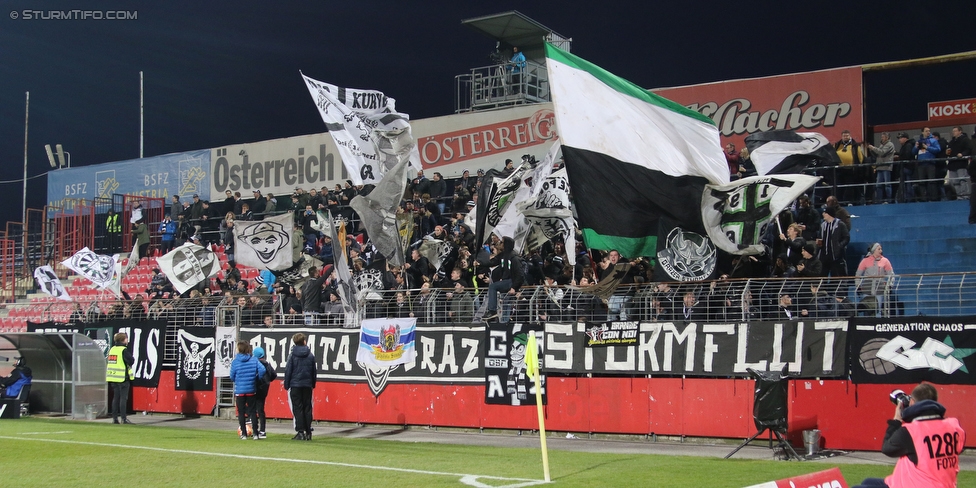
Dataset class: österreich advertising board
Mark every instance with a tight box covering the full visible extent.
[653,67,863,148]
[208,104,559,198]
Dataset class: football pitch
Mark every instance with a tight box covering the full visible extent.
[1,417,969,487]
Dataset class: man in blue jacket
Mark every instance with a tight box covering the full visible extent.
[914,127,942,202]
[284,332,317,440]
[230,341,266,440]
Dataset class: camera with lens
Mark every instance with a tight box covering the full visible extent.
[890,389,911,408]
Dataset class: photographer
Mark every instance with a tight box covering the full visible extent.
[853,382,965,488]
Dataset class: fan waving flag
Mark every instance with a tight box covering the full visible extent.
[302,73,420,185]
[544,43,728,270]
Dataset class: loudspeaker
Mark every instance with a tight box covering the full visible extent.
[749,368,788,432]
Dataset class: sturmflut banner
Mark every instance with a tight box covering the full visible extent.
[175,327,215,391]
[545,320,848,377]
[850,317,976,385]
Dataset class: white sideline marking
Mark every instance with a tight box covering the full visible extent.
[15,431,73,435]
[0,436,548,487]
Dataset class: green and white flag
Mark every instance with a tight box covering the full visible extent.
[545,43,727,273]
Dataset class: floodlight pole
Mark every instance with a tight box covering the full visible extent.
[22,91,29,227]
[140,71,144,158]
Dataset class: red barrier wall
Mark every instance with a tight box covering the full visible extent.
[132,375,975,451]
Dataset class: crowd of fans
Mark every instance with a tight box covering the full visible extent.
[66,133,939,332]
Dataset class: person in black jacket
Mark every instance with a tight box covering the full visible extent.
[301,266,329,326]
[283,332,316,441]
[252,346,277,439]
[479,236,523,321]
[895,132,917,202]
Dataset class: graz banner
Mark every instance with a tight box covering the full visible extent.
[545,320,848,377]
[240,324,486,397]
[29,320,165,387]
[485,323,546,406]
[850,317,976,385]
[176,327,216,391]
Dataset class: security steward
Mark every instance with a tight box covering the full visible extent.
[106,332,135,424]
[106,209,122,254]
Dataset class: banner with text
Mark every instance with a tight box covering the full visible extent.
[544,320,848,377]
[849,317,976,385]
[240,324,486,397]
[175,327,216,391]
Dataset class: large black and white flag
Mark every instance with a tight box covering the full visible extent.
[157,243,220,295]
[233,213,294,271]
[475,164,531,246]
[62,247,118,290]
[349,157,410,266]
[302,73,420,185]
[701,174,819,255]
[310,209,358,320]
[744,130,840,176]
[34,265,70,301]
[274,255,323,287]
[493,142,561,244]
[176,327,215,391]
[519,167,577,264]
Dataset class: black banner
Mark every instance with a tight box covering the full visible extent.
[584,321,639,346]
[485,323,546,406]
[27,320,165,388]
[545,319,849,377]
[175,327,216,391]
[850,316,976,385]
[239,324,486,397]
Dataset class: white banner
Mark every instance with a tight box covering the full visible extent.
[157,243,221,295]
[33,265,71,301]
[233,213,295,271]
[302,74,420,185]
[61,247,118,290]
[214,326,237,378]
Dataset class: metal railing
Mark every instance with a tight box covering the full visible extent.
[801,156,972,207]
[6,273,974,356]
[455,59,549,113]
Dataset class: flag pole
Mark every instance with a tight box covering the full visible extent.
[526,333,550,482]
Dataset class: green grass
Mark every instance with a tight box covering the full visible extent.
[2,418,970,487]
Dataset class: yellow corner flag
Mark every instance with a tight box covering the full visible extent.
[526,333,550,482]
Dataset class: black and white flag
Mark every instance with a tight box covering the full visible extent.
[62,247,118,290]
[157,243,220,295]
[311,209,358,320]
[233,213,294,271]
[493,142,561,246]
[475,164,531,246]
[349,157,410,266]
[519,167,577,264]
[701,174,819,255]
[302,73,421,185]
[176,327,215,391]
[744,130,840,176]
[418,237,453,272]
[34,265,70,301]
